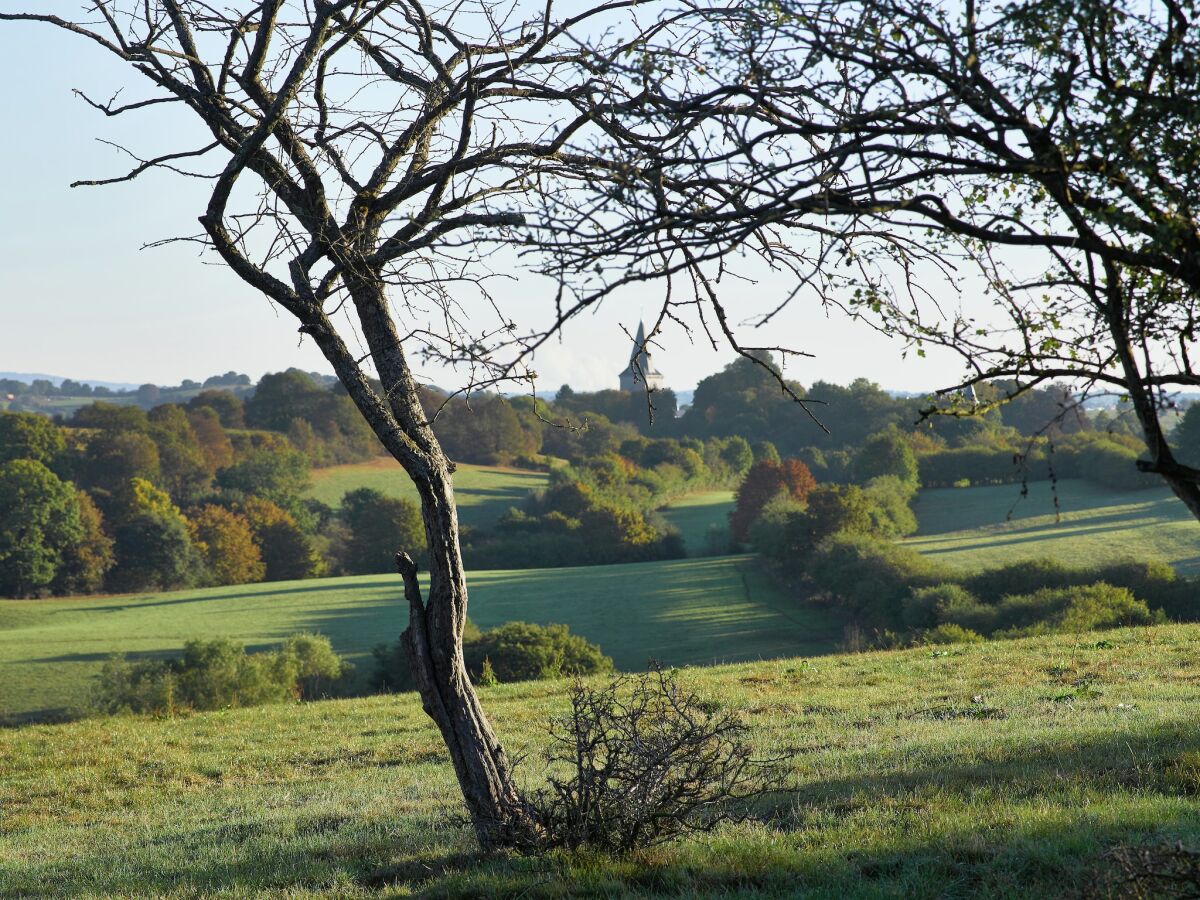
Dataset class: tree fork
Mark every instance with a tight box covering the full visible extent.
[396,548,536,850]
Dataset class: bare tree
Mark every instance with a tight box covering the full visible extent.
[0,0,725,849]
[549,0,1200,519]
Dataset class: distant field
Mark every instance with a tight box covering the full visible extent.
[907,478,1200,574]
[0,556,838,723]
[304,458,548,528]
[3,625,1198,897]
[658,490,735,555]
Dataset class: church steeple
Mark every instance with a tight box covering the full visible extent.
[618,321,666,392]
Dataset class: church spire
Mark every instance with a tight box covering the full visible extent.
[618,321,666,392]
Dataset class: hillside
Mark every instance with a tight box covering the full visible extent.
[304,458,549,528]
[2,625,1197,897]
[906,479,1200,574]
[658,490,735,555]
[0,556,839,723]
[658,478,1200,572]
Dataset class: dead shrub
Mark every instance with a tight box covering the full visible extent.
[523,667,780,852]
[1103,842,1200,899]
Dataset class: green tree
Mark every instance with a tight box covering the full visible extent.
[0,412,65,465]
[186,390,245,428]
[53,490,115,594]
[107,480,202,592]
[76,431,161,501]
[0,460,84,597]
[69,402,150,433]
[148,404,211,503]
[854,430,919,487]
[338,488,425,574]
[216,447,311,508]
[717,436,753,475]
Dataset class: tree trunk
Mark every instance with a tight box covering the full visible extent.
[397,468,536,850]
[1103,262,1200,521]
[303,274,535,850]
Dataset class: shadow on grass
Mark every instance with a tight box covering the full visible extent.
[4,724,1197,897]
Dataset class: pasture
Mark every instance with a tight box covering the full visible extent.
[648,477,1200,573]
[304,458,549,528]
[0,556,839,724]
[658,489,735,555]
[2,624,1197,897]
[907,479,1200,574]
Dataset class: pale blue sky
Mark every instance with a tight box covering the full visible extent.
[0,11,966,396]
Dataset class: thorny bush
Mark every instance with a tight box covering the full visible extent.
[523,667,781,853]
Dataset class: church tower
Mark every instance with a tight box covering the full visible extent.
[618,321,666,392]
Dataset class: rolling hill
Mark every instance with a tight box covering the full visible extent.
[304,458,549,529]
[906,479,1200,574]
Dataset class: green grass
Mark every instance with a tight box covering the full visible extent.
[0,556,838,724]
[658,490,735,555]
[2,625,1198,897]
[304,457,549,528]
[906,478,1200,575]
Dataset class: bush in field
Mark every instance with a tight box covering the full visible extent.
[1069,439,1160,490]
[921,623,985,645]
[92,634,351,715]
[962,558,1079,602]
[902,583,984,631]
[275,633,355,700]
[990,584,1158,638]
[746,492,808,560]
[862,475,919,537]
[807,533,951,631]
[371,621,610,690]
[370,619,483,692]
[463,622,614,683]
[771,484,878,562]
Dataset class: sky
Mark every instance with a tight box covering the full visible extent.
[0,10,971,397]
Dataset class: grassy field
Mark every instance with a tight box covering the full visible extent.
[658,490,735,555]
[2,624,1197,897]
[906,478,1200,575]
[654,478,1200,573]
[0,556,839,724]
[304,458,548,528]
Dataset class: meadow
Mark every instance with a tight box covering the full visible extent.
[657,489,735,555]
[652,477,1200,573]
[2,624,1198,897]
[0,556,840,724]
[906,479,1200,574]
[304,458,550,528]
